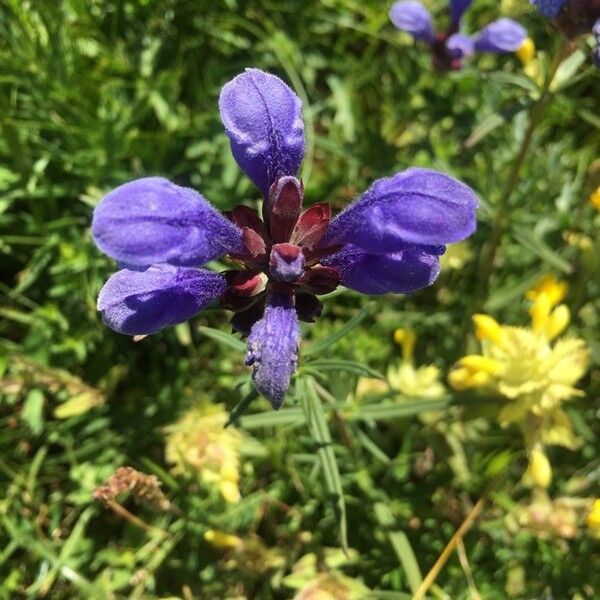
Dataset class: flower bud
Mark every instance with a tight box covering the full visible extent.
[527,447,552,489]
[473,314,504,344]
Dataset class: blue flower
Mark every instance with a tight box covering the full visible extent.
[390,0,527,70]
[92,68,479,409]
[530,0,566,19]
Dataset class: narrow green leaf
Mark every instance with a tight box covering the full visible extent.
[304,358,384,379]
[198,326,245,353]
[374,503,423,595]
[352,398,450,421]
[239,408,305,429]
[549,49,586,92]
[464,102,531,149]
[21,389,45,435]
[512,226,572,274]
[304,303,375,357]
[299,377,348,552]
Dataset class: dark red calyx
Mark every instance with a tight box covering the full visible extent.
[268,176,304,243]
[221,270,266,311]
[295,292,323,323]
[230,204,267,236]
[231,298,266,336]
[269,243,305,283]
[242,227,267,259]
[290,203,331,250]
[300,265,340,295]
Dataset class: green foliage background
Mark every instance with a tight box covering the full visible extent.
[1,0,599,598]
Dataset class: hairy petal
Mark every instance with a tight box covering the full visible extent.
[446,33,475,59]
[219,68,305,198]
[530,0,566,18]
[323,244,440,295]
[324,168,478,252]
[473,18,527,53]
[245,294,300,409]
[97,265,226,335]
[389,1,435,43]
[450,0,473,23]
[93,177,243,267]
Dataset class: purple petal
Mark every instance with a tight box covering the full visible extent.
[446,33,475,59]
[450,0,473,23]
[323,168,478,253]
[323,244,440,295]
[473,19,527,53]
[593,45,600,70]
[530,0,566,18]
[97,265,226,335]
[92,177,243,268]
[245,294,300,409]
[389,1,435,43]
[219,69,305,198]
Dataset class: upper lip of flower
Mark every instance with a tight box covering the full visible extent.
[91,67,479,409]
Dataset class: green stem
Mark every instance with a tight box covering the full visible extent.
[472,39,573,312]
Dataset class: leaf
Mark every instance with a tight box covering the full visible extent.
[352,398,450,421]
[239,408,305,429]
[512,225,572,274]
[53,391,103,419]
[374,502,423,595]
[483,71,540,94]
[303,358,384,379]
[464,102,531,149]
[304,302,375,357]
[549,49,586,93]
[299,377,348,552]
[21,389,44,435]
[198,326,246,353]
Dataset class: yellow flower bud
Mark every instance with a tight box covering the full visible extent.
[448,367,472,390]
[204,529,243,549]
[516,38,535,66]
[394,328,416,361]
[472,314,504,344]
[527,447,552,489]
[220,480,241,503]
[526,274,568,307]
[589,186,600,211]
[530,293,551,332]
[545,304,570,340]
[586,499,600,536]
[459,355,499,375]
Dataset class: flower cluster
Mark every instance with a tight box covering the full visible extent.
[164,403,243,503]
[449,276,590,488]
[390,0,527,70]
[92,68,478,409]
[531,0,600,67]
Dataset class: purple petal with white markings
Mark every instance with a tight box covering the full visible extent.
[473,18,527,53]
[92,177,243,267]
[97,265,226,335]
[323,168,478,253]
[389,1,435,43]
[219,69,305,198]
[323,244,440,295]
[245,293,300,409]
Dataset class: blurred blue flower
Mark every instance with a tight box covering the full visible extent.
[531,1,600,69]
[530,0,566,18]
[390,0,527,70]
[92,69,479,408]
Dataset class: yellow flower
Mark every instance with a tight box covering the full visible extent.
[526,274,568,308]
[388,329,446,399]
[526,446,552,489]
[589,186,600,211]
[165,403,243,502]
[293,573,369,600]
[586,499,600,537]
[450,300,589,452]
[204,529,243,550]
[516,37,535,66]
